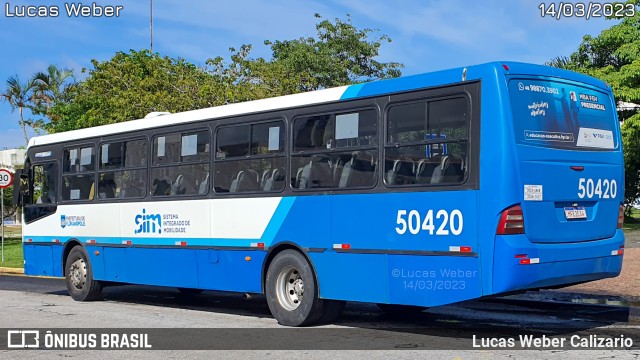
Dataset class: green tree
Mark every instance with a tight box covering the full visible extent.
[48,50,223,132]
[31,65,75,124]
[547,2,640,212]
[268,14,402,91]
[46,14,403,132]
[217,14,403,97]
[1,76,37,146]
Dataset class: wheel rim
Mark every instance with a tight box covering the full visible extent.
[275,265,304,311]
[69,258,87,289]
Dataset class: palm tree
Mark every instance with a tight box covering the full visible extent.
[545,56,573,70]
[1,75,36,145]
[32,65,74,110]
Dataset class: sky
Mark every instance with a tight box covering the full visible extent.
[0,0,620,149]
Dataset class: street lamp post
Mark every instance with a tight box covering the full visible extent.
[150,0,153,52]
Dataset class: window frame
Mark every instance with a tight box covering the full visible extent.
[290,107,380,192]
[383,91,474,189]
[97,137,149,201]
[150,128,211,198]
[60,143,97,203]
[213,118,287,195]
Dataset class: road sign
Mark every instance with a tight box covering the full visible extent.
[0,169,13,189]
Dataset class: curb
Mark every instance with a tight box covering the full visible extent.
[0,267,24,275]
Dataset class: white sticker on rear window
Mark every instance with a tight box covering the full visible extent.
[524,185,543,201]
[576,127,614,149]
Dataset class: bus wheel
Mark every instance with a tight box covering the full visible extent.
[65,246,102,301]
[377,303,426,315]
[265,250,325,326]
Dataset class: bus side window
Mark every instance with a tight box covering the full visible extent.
[62,145,96,201]
[385,97,469,187]
[99,139,148,199]
[33,163,58,205]
[215,121,285,194]
[152,130,209,197]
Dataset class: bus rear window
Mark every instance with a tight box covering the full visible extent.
[508,79,618,150]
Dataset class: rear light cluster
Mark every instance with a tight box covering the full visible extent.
[617,205,624,229]
[496,205,524,235]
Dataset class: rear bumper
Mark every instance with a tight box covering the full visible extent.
[492,230,624,294]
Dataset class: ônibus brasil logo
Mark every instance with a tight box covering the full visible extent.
[134,209,162,234]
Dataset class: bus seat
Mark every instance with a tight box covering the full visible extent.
[333,157,346,185]
[238,168,260,192]
[308,155,333,188]
[231,169,260,192]
[416,158,436,184]
[260,169,271,189]
[430,156,450,184]
[295,167,306,189]
[198,174,209,194]
[386,156,415,185]
[443,155,465,183]
[352,151,376,187]
[263,168,283,191]
[298,155,332,189]
[171,174,186,195]
[341,151,375,187]
[230,171,243,192]
[338,158,353,188]
[299,162,312,189]
[386,159,401,185]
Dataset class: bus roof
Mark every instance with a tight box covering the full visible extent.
[28,61,609,148]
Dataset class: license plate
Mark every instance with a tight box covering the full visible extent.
[564,206,587,220]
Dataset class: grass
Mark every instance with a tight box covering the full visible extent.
[624,208,640,232]
[0,238,23,268]
[0,225,23,268]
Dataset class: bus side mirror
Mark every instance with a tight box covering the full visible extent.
[11,169,22,206]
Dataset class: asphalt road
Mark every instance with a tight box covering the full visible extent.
[1,274,639,359]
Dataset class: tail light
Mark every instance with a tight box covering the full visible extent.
[497,205,524,235]
[617,205,624,229]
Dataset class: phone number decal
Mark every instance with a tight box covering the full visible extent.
[539,2,636,20]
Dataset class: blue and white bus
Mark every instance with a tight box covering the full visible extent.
[14,62,625,326]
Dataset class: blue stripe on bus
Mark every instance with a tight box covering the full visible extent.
[261,196,296,243]
[340,83,365,100]
[25,236,268,247]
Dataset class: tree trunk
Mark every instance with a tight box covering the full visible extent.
[19,106,28,146]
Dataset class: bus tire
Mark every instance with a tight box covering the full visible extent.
[265,249,324,326]
[65,246,102,301]
[377,303,426,315]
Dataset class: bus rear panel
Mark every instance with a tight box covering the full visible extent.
[491,71,624,295]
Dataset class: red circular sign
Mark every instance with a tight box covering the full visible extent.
[0,168,14,188]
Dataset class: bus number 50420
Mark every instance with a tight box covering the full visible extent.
[577,178,617,199]
[395,209,464,236]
